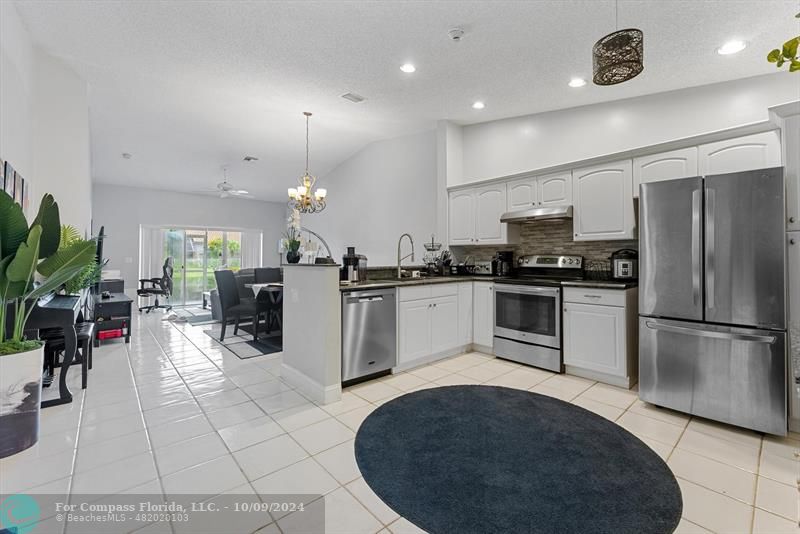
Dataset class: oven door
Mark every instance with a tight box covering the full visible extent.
[494,284,561,348]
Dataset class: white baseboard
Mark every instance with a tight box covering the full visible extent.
[564,365,635,390]
[281,362,342,404]
[393,345,471,372]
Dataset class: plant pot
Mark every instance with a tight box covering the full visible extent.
[286,250,301,264]
[0,345,44,458]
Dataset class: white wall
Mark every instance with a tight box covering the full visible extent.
[91,184,287,286]
[0,2,92,233]
[32,50,92,233]
[306,129,438,266]
[457,73,800,185]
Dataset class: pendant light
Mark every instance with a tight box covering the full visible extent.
[288,112,327,213]
[592,0,644,86]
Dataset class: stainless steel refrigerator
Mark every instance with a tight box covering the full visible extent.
[639,167,787,435]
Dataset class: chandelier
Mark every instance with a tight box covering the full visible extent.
[592,1,643,86]
[288,112,327,213]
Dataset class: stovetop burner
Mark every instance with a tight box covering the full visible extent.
[495,254,585,287]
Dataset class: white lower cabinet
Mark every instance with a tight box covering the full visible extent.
[431,296,459,354]
[398,300,433,365]
[457,282,473,345]
[472,281,494,349]
[397,284,464,369]
[563,287,638,388]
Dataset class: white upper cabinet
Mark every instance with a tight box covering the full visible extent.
[698,130,782,176]
[633,147,699,198]
[507,173,571,210]
[448,190,475,245]
[572,159,635,241]
[448,185,518,246]
[783,116,800,231]
[506,177,537,210]
[474,184,507,243]
[538,172,572,206]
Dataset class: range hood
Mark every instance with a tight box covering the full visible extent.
[500,205,573,223]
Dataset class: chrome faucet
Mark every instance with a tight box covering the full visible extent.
[397,233,415,278]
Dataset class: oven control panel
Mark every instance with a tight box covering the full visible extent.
[518,255,583,269]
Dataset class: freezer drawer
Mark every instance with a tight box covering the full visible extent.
[639,317,786,435]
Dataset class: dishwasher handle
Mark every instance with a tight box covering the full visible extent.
[344,290,395,305]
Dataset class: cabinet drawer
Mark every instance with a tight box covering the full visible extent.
[563,287,625,307]
[399,285,432,302]
[430,283,458,298]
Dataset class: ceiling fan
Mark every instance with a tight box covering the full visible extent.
[194,167,253,199]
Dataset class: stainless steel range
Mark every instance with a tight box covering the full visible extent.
[493,255,583,372]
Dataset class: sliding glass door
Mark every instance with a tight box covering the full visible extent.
[141,225,261,307]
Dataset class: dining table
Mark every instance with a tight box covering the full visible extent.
[245,283,283,334]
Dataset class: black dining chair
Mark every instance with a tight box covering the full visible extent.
[214,270,266,342]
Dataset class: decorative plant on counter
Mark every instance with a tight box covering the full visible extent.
[283,208,303,264]
[58,225,101,295]
[0,193,96,354]
[767,13,800,72]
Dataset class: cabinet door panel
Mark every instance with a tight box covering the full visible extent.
[473,282,494,348]
[788,233,799,395]
[699,130,781,175]
[507,177,537,210]
[458,282,473,345]
[563,303,625,376]
[431,296,459,354]
[399,301,431,364]
[572,160,634,241]
[448,190,475,245]
[475,185,507,243]
[633,147,699,198]
[538,172,572,206]
[784,117,800,231]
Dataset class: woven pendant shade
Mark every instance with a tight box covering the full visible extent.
[592,28,644,85]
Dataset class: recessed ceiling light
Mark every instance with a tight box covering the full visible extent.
[400,63,416,73]
[472,101,485,110]
[717,40,747,55]
[568,78,587,88]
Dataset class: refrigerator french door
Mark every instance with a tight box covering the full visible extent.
[639,167,787,435]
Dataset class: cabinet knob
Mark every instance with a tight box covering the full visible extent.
[790,216,796,223]
[791,238,797,245]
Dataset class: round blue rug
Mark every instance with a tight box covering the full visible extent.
[354,385,682,534]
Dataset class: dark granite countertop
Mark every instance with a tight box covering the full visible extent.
[340,275,502,292]
[338,276,637,292]
[561,280,638,289]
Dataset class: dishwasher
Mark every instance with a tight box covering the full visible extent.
[341,288,397,384]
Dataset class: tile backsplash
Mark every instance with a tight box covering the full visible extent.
[450,219,638,265]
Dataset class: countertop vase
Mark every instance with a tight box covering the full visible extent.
[286,250,301,264]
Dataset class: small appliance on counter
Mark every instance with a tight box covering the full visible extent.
[610,249,638,280]
[492,251,513,276]
[341,247,367,283]
[472,261,493,275]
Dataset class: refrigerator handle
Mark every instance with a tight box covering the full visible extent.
[705,187,716,309]
[691,189,701,305]
[644,321,776,344]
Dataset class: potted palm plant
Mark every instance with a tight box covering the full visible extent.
[0,191,96,458]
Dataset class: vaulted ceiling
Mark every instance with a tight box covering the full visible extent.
[14,0,798,200]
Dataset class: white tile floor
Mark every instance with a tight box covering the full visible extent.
[2,311,798,534]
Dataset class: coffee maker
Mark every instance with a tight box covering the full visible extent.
[492,251,513,276]
[341,247,368,282]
